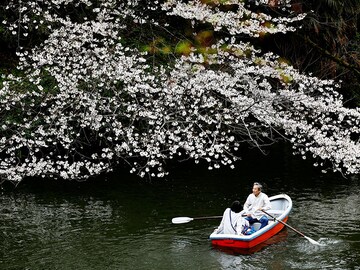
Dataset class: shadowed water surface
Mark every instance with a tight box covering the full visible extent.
[0,146,359,269]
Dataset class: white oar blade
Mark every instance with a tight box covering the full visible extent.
[304,236,324,246]
[172,217,193,224]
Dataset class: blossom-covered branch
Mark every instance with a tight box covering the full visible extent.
[0,0,359,183]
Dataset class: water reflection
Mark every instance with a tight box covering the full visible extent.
[0,145,359,270]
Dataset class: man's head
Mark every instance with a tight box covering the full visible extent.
[252,182,262,196]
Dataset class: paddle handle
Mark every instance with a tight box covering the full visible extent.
[261,210,306,238]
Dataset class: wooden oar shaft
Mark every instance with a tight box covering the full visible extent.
[262,209,323,246]
[172,215,223,224]
[261,210,305,238]
[193,216,223,220]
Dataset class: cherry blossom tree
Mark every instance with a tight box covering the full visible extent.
[0,0,359,183]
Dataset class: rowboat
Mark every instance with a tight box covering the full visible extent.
[209,194,292,249]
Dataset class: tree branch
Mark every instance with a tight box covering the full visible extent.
[300,35,360,77]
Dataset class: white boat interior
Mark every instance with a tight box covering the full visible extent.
[210,194,292,240]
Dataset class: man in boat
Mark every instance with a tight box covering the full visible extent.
[243,182,271,230]
[214,200,250,235]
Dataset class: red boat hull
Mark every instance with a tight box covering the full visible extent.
[211,217,288,249]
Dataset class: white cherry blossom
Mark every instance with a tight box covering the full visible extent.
[0,0,359,183]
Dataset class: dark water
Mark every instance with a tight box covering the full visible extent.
[1,146,359,270]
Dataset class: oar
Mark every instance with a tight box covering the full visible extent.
[172,215,222,224]
[261,210,323,246]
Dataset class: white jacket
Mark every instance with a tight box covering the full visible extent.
[216,208,249,235]
[243,192,271,219]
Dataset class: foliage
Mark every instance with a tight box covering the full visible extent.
[268,0,360,105]
[0,0,359,183]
